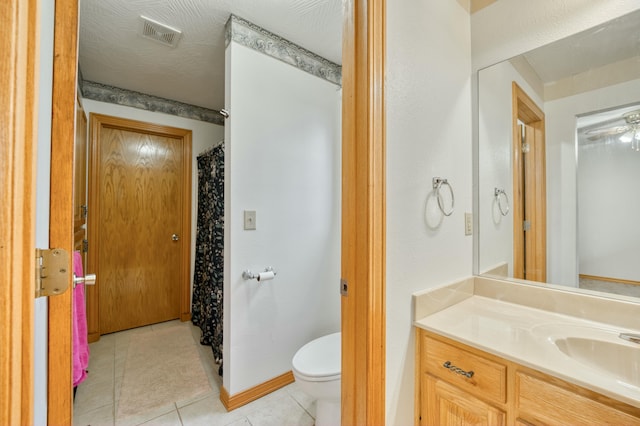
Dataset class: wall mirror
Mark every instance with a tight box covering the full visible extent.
[477,8,640,299]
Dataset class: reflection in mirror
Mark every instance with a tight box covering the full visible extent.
[577,104,640,298]
[477,8,640,299]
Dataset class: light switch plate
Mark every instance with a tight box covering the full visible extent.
[464,212,473,236]
[244,210,256,230]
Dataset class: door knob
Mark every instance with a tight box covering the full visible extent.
[73,273,96,287]
[172,234,180,241]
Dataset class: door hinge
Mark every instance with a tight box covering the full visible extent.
[35,248,70,298]
[340,278,348,296]
[523,220,531,231]
[81,204,88,218]
[83,239,89,253]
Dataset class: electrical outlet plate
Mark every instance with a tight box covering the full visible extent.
[244,210,256,230]
[464,212,473,236]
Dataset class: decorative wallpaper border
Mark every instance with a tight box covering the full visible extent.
[225,15,342,86]
[80,80,225,126]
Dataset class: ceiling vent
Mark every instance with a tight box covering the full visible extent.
[138,16,182,48]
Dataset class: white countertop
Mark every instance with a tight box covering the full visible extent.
[413,277,640,409]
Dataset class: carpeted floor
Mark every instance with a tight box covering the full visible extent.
[116,324,212,419]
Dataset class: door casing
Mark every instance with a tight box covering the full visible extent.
[86,113,192,339]
[0,0,39,424]
[512,82,546,282]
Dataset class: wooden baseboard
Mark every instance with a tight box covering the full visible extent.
[220,371,295,411]
[579,274,640,287]
[180,312,191,322]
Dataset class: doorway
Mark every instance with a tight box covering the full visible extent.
[41,1,386,425]
[512,82,546,282]
[86,114,192,338]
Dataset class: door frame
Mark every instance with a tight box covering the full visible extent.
[86,113,193,340]
[0,0,39,424]
[512,82,546,282]
[42,1,387,425]
[341,0,386,424]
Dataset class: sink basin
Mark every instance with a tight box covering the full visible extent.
[554,337,640,388]
[530,323,640,389]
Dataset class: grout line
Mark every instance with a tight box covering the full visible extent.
[175,403,185,426]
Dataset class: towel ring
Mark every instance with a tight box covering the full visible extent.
[433,177,454,217]
[494,188,509,216]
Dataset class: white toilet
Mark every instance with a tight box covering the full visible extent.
[292,332,341,426]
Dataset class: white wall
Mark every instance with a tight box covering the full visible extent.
[578,114,640,281]
[33,0,55,422]
[386,1,472,424]
[477,60,543,276]
[545,78,640,284]
[384,1,640,424]
[80,99,224,295]
[223,42,341,394]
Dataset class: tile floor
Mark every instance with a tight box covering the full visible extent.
[73,320,316,426]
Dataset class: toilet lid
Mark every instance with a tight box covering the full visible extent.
[292,332,341,381]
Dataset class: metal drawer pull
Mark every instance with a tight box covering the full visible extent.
[443,361,474,378]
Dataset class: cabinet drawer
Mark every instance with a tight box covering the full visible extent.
[516,371,640,425]
[422,335,507,404]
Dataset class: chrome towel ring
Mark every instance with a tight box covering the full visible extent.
[433,177,454,216]
[494,188,509,216]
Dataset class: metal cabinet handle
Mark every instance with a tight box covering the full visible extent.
[73,273,96,287]
[443,361,474,378]
[172,234,180,241]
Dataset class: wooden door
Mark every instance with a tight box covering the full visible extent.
[74,99,88,255]
[88,114,192,335]
[512,82,546,282]
[47,0,79,422]
[522,124,546,282]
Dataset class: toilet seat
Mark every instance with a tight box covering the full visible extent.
[292,332,341,382]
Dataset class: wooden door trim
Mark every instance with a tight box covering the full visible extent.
[0,0,39,423]
[87,113,193,339]
[341,0,386,424]
[511,82,546,282]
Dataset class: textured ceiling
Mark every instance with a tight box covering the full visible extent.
[523,8,640,83]
[79,0,343,111]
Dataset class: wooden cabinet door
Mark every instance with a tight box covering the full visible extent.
[422,374,506,426]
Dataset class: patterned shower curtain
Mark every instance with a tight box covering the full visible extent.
[191,143,224,373]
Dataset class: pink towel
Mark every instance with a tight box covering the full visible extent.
[73,251,90,387]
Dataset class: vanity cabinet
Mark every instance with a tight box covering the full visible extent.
[417,329,640,426]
